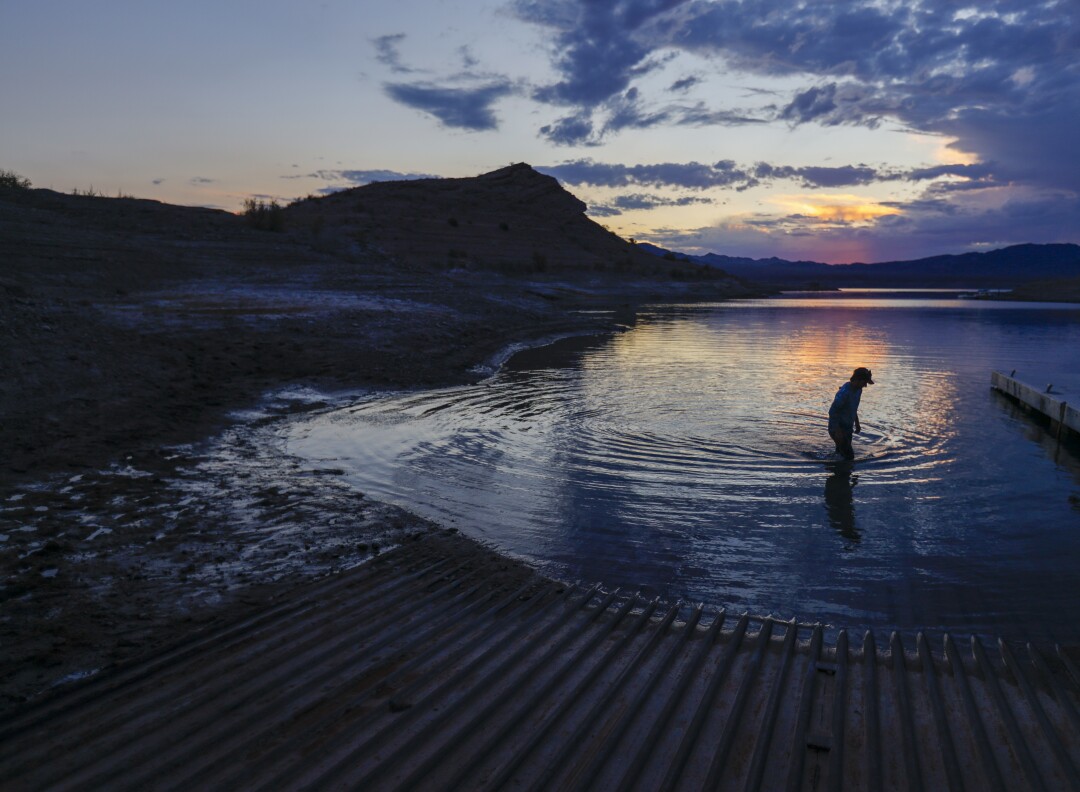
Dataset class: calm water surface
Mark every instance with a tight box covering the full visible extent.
[288,293,1080,640]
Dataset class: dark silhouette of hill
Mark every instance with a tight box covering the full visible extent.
[283,163,743,285]
[639,241,1080,289]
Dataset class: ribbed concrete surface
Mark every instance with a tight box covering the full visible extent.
[2,533,1079,791]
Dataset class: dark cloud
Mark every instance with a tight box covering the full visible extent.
[780,85,838,124]
[923,179,999,196]
[541,158,997,192]
[906,163,996,182]
[151,178,164,185]
[373,33,519,132]
[189,177,214,185]
[517,0,667,107]
[539,158,753,189]
[458,46,479,70]
[801,166,872,188]
[879,197,956,215]
[779,83,885,127]
[755,164,880,188]
[515,0,704,143]
[308,169,440,189]
[669,75,700,93]
[373,34,416,74]
[939,94,1080,193]
[602,88,670,134]
[588,192,714,215]
[539,113,597,146]
[674,102,767,127]
[384,81,515,131]
[538,81,764,145]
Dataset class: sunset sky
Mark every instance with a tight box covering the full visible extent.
[3,0,1078,263]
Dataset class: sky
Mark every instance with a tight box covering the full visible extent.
[3,0,1079,264]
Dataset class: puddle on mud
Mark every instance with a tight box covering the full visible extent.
[0,387,441,706]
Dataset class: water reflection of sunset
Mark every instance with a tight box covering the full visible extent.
[766,322,890,376]
[592,303,963,481]
[596,317,879,511]
[602,310,893,387]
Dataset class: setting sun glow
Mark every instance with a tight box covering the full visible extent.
[772,195,903,224]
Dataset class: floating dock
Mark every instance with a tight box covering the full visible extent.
[2,533,1078,791]
[992,370,1080,438]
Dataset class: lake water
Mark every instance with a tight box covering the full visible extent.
[287,292,1080,641]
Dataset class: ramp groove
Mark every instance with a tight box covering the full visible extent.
[2,533,1079,791]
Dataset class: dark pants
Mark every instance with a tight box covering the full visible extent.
[829,425,855,460]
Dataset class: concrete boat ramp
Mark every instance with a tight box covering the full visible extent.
[3,532,1079,791]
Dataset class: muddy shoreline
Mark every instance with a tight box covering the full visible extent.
[0,296,613,714]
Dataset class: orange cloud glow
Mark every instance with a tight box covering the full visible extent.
[772,194,902,224]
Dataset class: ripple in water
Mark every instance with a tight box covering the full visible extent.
[288,297,1080,641]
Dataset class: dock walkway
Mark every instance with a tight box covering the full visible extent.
[992,370,1080,438]
[2,532,1079,791]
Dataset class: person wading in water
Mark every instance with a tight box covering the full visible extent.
[828,367,874,460]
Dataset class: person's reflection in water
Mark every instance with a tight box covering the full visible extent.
[824,468,861,546]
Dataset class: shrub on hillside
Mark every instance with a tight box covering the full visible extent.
[243,198,285,231]
[0,169,32,189]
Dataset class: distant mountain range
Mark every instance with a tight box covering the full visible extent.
[637,242,1080,288]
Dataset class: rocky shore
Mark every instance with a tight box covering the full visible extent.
[0,176,758,712]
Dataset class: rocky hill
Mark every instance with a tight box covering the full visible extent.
[284,163,736,282]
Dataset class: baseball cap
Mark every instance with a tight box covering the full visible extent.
[853,367,874,384]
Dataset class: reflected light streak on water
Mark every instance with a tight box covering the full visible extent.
[287,296,1080,640]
